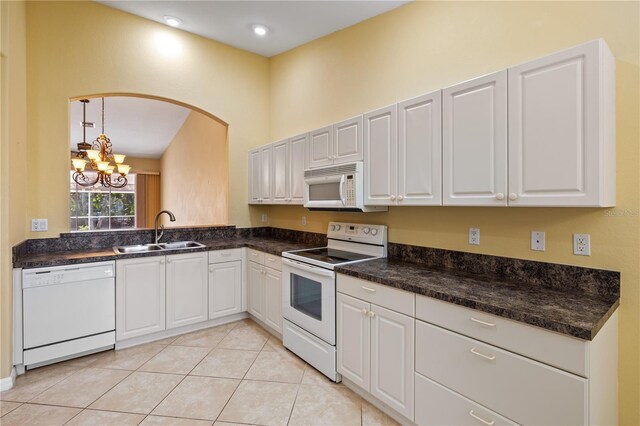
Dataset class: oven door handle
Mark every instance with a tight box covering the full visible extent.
[339,174,346,206]
[282,258,335,278]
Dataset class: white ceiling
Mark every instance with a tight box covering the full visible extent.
[70,97,191,159]
[97,1,410,57]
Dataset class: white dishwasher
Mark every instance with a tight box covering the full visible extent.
[22,261,116,367]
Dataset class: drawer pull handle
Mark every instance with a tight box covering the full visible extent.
[267,258,276,262]
[361,286,376,293]
[470,317,496,327]
[470,348,496,361]
[221,253,231,257]
[469,410,495,426]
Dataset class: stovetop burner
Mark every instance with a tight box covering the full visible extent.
[290,248,375,265]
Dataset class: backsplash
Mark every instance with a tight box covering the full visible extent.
[388,243,620,299]
[13,226,618,299]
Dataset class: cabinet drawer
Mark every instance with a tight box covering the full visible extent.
[209,248,242,264]
[415,372,517,426]
[337,274,414,316]
[415,320,587,425]
[264,253,282,271]
[415,295,588,376]
[247,248,265,264]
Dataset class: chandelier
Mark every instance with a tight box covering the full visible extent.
[71,98,131,188]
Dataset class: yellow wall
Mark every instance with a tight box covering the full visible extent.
[127,156,161,174]
[25,0,268,240]
[266,1,639,423]
[160,110,228,226]
[0,0,27,379]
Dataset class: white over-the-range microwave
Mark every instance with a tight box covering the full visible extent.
[303,162,387,212]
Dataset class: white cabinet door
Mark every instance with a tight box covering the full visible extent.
[272,139,290,204]
[337,292,370,391]
[116,256,166,340]
[370,304,414,420]
[398,91,442,206]
[264,266,282,334]
[248,261,265,321]
[260,145,273,203]
[443,70,507,206]
[208,260,242,320]
[248,149,261,204]
[333,116,363,165]
[309,125,334,169]
[289,133,308,204]
[508,39,615,206]
[166,252,208,329]
[364,105,398,206]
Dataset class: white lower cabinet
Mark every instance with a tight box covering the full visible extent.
[336,292,414,421]
[337,292,370,390]
[415,320,587,425]
[166,252,208,330]
[247,252,283,334]
[264,267,282,333]
[415,373,517,426]
[116,256,166,340]
[248,261,265,321]
[208,260,242,319]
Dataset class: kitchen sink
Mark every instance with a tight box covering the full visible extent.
[159,241,206,250]
[114,241,205,255]
[114,244,164,254]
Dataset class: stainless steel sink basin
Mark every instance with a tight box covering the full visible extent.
[114,241,206,255]
[159,241,206,250]
[114,244,164,254]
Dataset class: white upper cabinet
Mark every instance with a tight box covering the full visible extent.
[443,70,508,206]
[289,133,308,204]
[333,116,364,164]
[398,91,442,205]
[248,149,261,204]
[508,39,615,206]
[259,145,273,204]
[271,139,290,204]
[308,125,334,169]
[364,105,398,206]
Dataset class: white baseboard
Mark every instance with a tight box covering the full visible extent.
[0,367,16,391]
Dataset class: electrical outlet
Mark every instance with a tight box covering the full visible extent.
[468,228,480,245]
[531,231,545,251]
[31,219,48,232]
[573,234,591,256]
[261,213,268,223]
[301,216,307,226]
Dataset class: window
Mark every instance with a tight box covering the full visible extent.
[70,171,136,231]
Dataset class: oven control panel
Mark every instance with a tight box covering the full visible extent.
[327,222,387,245]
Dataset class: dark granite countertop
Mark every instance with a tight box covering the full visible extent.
[335,258,619,341]
[13,237,319,269]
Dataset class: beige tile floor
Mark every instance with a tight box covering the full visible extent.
[0,319,400,426]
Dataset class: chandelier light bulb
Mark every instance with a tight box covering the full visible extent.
[113,154,126,164]
[97,161,109,171]
[117,164,131,176]
[86,150,99,160]
[72,158,87,172]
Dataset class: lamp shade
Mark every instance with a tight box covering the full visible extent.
[113,154,126,164]
[71,158,87,172]
[117,164,131,176]
[86,149,99,160]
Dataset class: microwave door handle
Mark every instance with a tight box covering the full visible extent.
[339,175,346,206]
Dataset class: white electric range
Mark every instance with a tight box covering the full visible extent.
[282,222,387,382]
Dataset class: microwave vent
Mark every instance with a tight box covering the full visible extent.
[304,163,357,178]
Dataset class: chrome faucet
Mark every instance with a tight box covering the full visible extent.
[154,210,176,244]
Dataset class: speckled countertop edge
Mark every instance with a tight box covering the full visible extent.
[335,259,619,341]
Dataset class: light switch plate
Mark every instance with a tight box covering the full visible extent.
[31,219,48,232]
[301,216,307,226]
[573,234,591,256]
[468,228,480,245]
[261,213,268,223]
[531,231,545,251]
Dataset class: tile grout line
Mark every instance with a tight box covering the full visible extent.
[213,319,273,424]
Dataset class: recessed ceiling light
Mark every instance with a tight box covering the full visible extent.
[252,24,269,37]
[164,16,181,27]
